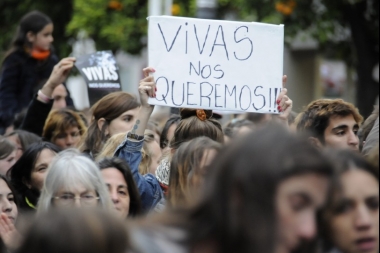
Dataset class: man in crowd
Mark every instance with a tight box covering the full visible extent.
[295,99,363,151]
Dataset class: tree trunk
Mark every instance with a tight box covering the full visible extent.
[344,1,379,118]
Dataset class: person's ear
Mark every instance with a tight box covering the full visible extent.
[308,137,323,149]
[22,177,32,189]
[26,32,35,44]
[97,118,109,136]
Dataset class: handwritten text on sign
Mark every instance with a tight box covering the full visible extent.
[148,16,284,113]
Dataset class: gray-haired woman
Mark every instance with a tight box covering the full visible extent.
[37,149,112,214]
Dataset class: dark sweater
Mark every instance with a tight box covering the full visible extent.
[0,50,73,130]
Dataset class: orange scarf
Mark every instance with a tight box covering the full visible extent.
[30,49,51,60]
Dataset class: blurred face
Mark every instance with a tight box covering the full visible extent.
[54,185,99,208]
[107,108,140,137]
[191,149,218,188]
[29,23,54,51]
[161,123,178,153]
[327,169,379,253]
[52,84,67,110]
[26,149,56,191]
[324,114,360,151]
[101,168,130,219]
[236,126,252,137]
[6,135,23,162]
[276,174,329,253]
[0,150,16,176]
[53,126,81,149]
[147,141,162,174]
[0,179,18,223]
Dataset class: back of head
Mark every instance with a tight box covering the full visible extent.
[224,119,255,138]
[5,130,41,151]
[79,92,140,156]
[182,124,333,253]
[42,109,87,142]
[0,136,16,160]
[170,109,224,149]
[295,99,363,142]
[38,149,112,213]
[16,208,129,253]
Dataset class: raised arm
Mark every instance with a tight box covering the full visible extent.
[21,57,76,135]
[132,67,157,136]
[115,68,163,212]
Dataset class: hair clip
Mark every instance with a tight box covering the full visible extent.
[196,109,207,121]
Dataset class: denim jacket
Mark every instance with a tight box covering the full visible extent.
[114,136,163,212]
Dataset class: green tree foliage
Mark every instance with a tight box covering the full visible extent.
[67,0,148,55]
[0,0,73,59]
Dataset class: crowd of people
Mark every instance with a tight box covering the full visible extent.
[0,10,378,253]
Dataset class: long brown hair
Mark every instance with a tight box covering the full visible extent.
[78,92,140,157]
[168,137,222,208]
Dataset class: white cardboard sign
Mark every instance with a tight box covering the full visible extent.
[148,16,284,113]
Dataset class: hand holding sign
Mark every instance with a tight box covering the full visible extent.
[148,16,285,114]
[139,67,157,109]
[276,75,293,125]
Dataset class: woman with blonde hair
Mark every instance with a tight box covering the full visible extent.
[97,130,162,176]
[139,130,161,175]
[78,92,140,158]
[42,109,87,150]
[37,149,112,214]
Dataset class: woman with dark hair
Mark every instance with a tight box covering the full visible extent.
[5,130,41,162]
[0,175,20,252]
[0,11,73,133]
[8,142,60,212]
[319,150,379,253]
[15,209,130,253]
[0,138,16,176]
[98,157,142,218]
[78,91,141,158]
[160,115,181,151]
[132,124,334,253]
